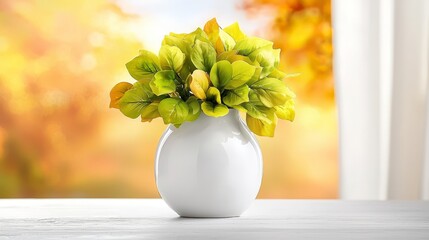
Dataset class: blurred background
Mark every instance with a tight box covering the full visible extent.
[0,0,337,198]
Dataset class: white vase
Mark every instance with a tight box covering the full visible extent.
[155,109,263,218]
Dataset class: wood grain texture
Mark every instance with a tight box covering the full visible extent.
[0,199,428,239]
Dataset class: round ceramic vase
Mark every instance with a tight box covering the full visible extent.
[155,109,263,218]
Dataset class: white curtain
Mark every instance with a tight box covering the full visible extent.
[332,0,429,199]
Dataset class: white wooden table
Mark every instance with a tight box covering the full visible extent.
[0,199,428,239]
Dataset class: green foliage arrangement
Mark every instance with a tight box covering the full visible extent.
[110,18,295,136]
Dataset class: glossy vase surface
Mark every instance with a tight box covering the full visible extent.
[155,109,263,218]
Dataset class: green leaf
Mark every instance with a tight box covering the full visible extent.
[234,37,273,56]
[216,50,237,61]
[231,104,248,112]
[210,60,232,89]
[177,67,191,83]
[126,50,161,82]
[267,68,287,80]
[158,98,189,124]
[250,77,288,107]
[249,48,278,76]
[246,112,277,137]
[159,45,186,72]
[241,103,271,123]
[224,60,256,89]
[162,33,194,74]
[223,22,247,42]
[274,98,295,121]
[190,40,216,72]
[206,87,222,104]
[141,102,160,122]
[162,34,188,53]
[201,101,229,117]
[240,90,272,123]
[223,84,250,106]
[119,82,153,119]
[190,70,210,100]
[216,50,253,64]
[229,55,253,64]
[247,64,263,86]
[187,27,211,44]
[219,29,236,51]
[286,86,297,99]
[109,82,133,108]
[186,96,201,121]
[149,70,177,96]
[248,46,280,78]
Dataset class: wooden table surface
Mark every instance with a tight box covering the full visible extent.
[0,199,428,239]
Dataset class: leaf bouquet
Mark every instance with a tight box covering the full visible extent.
[110,18,295,136]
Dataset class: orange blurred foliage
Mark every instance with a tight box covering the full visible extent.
[0,0,143,197]
[0,0,338,198]
[244,0,333,104]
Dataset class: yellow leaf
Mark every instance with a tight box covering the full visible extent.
[201,101,229,117]
[206,87,222,104]
[275,99,295,121]
[190,70,210,100]
[109,82,133,109]
[214,38,225,54]
[204,18,220,38]
[223,22,247,42]
[246,113,277,137]
[203,18,224,53]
